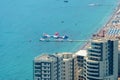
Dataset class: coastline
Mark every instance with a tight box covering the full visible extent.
[0,0,119,80]
[80,0,120,50]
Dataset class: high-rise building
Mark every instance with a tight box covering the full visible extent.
[57,53,74,80]
[33,54,62,80]
[33,52,75,80]
[74,50,87,80]
[83,39,118,80]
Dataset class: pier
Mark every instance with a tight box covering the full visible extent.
[40,40,90,42]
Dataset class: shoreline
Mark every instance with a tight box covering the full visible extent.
[80,0,120,50]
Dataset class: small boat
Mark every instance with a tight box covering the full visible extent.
[89,3,96,6]
[64,0,68,3]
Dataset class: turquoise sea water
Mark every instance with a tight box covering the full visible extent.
[0,0,119,80]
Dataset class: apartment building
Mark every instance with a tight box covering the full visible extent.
[33,53,75,80]
[74,50,87,80]
[33,54,62,80]
[83,39,118,80]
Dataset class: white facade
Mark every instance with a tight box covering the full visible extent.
[83,39,118,80]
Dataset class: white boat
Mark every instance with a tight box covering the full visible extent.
[88,3,100,6]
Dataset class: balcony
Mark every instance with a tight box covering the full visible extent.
[88,49,101,54]
[35,70,41,74]
[42,67,50,70]
[86,76,101,80]
[89,52,101,56]
[87,72,99,76]
[86,59,99,64]
[91,42,102,46]
[87,70,99,75]
[87,68,98,71]
[88,56,101,61]
[35,66,41,69]
[42,63,50,67]
[86,63,99,69]
[35,74,41,77]
[42,71,50,74]
[87,66,99,70]
[87,73,99,78]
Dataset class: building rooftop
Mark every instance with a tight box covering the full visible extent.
[34,54,57,62]
[57,52,73,58]
[75,50,87,57]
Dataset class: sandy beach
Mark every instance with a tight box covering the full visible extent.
[81,0,120,49]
